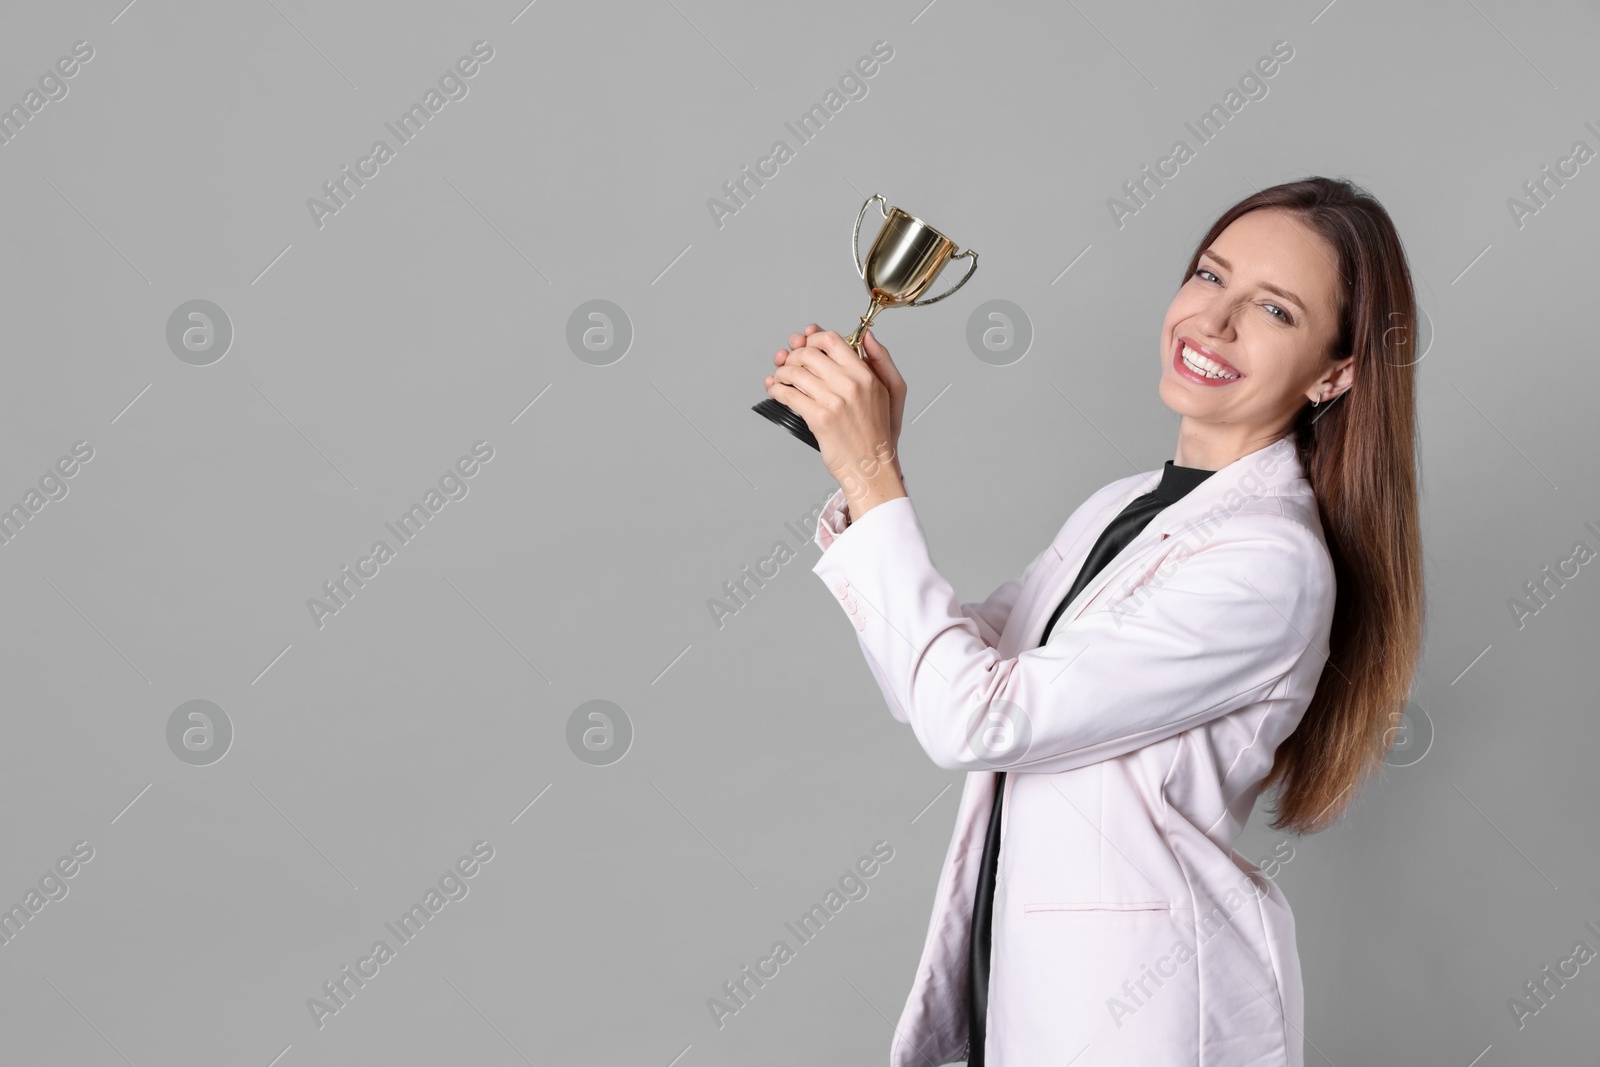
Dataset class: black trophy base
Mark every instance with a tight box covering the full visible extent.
[752,398,820,451]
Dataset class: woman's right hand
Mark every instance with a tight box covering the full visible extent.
[777,323,907,479]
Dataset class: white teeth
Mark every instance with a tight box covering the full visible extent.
[1181,344,1239,380]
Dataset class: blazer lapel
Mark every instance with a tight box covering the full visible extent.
[1013,436,1305,647]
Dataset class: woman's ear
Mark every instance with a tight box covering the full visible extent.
[1321,354,1356,402]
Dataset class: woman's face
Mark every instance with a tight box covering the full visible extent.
[1158,207,1354,445]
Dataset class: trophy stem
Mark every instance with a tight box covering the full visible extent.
[844,297,888,355]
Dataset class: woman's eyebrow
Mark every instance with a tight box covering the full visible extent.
[1199,249,1307,312]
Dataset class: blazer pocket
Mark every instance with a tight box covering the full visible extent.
[1023,900,1174,916]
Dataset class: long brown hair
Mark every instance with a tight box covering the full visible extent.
[1179,177,1425,835]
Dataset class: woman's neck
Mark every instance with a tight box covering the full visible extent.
[1173,420,1285,471]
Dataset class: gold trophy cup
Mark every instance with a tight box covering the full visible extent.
[754,193,979,450]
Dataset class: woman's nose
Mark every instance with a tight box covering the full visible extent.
[1194,297,1238,335]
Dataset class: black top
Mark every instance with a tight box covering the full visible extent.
[965,460,1217,1066]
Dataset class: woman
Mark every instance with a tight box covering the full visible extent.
[762,176,1424,1067]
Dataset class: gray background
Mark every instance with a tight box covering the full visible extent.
[0,0,1595,1064]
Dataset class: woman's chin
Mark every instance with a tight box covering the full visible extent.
[1157,377,1199,416]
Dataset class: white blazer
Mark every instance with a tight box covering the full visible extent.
[809,435,1335,1067]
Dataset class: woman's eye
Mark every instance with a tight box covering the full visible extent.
[1194,267,1293,324]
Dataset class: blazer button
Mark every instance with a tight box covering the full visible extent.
[843,598,858,614]
[854,615,867,631]
[833,579,848,598]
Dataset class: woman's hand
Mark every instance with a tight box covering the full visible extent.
[769,324,908,482]
[765,326,906,517]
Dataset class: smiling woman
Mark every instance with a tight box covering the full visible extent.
[775,176,1425,1066]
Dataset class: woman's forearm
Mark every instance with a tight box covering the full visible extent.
[845,465,904,528]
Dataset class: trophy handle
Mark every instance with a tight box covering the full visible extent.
[852,193,889,280]
[907,248,979,307]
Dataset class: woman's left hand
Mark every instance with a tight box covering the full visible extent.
[765,328,905,514]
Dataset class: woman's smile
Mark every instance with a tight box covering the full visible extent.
[1171,335,1244,385]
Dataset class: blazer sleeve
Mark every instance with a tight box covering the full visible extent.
[816,486,1047,645]
[814,487,1054,725]
[811,493,1334,774]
